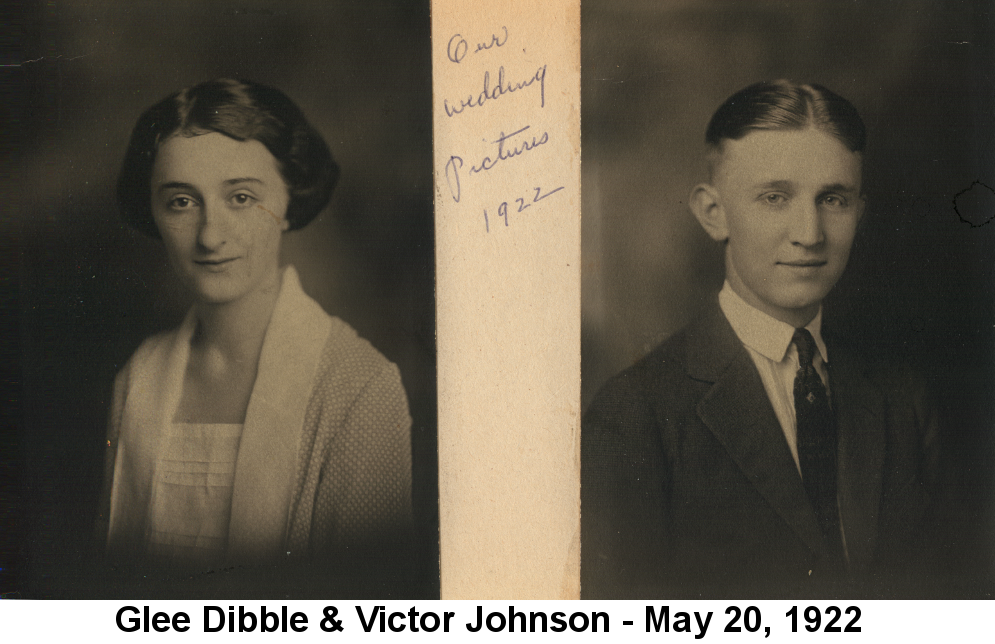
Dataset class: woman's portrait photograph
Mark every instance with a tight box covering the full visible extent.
[5,0,436,598]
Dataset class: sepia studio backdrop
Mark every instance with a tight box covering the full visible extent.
[6,1,436,597]
[581,0,994,595]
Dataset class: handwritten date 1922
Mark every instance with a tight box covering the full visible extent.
[484,185,564,232]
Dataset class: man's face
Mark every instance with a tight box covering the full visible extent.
[711,127,864,327]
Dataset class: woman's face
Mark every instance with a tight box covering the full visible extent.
[150,132,290,305]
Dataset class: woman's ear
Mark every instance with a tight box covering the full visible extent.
[689,183,728,242]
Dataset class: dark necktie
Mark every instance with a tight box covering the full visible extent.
[793,328,845,569]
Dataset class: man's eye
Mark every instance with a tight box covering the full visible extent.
[763,193,786,205]
[821,195,848,208]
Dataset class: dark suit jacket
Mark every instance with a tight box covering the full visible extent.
[581,306,940,599]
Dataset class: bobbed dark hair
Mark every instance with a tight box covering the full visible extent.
[117,78,339,238]
[705,80,866,153]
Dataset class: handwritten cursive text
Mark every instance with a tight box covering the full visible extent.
[444,125,551,203]
[443,65,546,117]
[447,27,509,64]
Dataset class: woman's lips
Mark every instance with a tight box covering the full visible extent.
[194,257,239,271]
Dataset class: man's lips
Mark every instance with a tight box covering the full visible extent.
[777,259,827,267]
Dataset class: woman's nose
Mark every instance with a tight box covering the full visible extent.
[196,201,230,251]
[789,200,825,247]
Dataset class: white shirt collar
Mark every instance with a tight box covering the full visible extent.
[718,281,829,365]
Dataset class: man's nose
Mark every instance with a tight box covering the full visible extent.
[789,200,825,247]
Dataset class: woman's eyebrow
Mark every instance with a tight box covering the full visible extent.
[223,177,264,186]
[156,181,198,193]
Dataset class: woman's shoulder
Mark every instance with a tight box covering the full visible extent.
[109,326,187,419]
[280,266,398,382]
[116,326,183,380]
[135,326,181,353]
[304,317,411,432]
[315,316,404,391]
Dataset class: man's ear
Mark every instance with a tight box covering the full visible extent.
[689,183,728,242]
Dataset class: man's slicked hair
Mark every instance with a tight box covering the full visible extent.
[705,80,866,153]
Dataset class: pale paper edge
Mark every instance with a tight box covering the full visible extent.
[432,0,582,599]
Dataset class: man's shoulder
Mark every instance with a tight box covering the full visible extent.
[593,328,689,395]
[584,315,722,426]
[825,332,934,412]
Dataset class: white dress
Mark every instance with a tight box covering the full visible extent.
[146,423,243,564]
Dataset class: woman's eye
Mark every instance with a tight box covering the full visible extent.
[230,193,256,207]
[167,196,197,210]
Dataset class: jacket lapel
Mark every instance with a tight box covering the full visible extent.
[685,308,829,558]
[828,345,885,573]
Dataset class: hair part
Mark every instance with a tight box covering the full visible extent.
[704,80,866,172]
[117,78,339,238]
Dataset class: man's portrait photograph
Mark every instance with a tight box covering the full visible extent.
[580,0,994,598]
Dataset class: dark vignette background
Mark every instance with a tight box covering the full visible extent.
[3,0,437,598]
[582,0,994,596]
